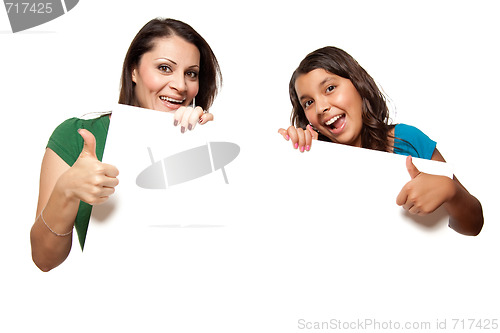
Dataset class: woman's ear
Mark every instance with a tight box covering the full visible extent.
[131,68,137,84]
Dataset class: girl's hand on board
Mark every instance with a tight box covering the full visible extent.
[396,156,456,215]
[56,129,119,206]
[173,106,214,133]
[278,125,318,152]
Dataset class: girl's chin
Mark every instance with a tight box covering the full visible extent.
[321,131,352,146]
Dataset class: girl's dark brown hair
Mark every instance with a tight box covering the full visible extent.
[119,18,222,110]
[289,46,394,152]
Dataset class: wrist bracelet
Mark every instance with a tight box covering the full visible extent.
[40,209,73,237]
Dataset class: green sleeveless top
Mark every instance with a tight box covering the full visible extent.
[46,115,110,249]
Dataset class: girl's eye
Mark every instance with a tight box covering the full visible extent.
[158,65,172,73]
[326,85,335,93]
[303,100,313,109]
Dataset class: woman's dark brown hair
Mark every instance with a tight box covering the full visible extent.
[119,18,222,110]
[289,46,393,152]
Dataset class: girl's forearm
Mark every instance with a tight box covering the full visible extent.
[445,179,484,236]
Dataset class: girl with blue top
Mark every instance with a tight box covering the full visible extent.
[278,46,483,236]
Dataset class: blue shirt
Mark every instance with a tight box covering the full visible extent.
[393,124,436,160]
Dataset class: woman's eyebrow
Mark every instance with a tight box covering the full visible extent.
[155,57,177,65]
[155,58,199,70]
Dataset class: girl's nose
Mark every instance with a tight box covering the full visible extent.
[316,97,330,114]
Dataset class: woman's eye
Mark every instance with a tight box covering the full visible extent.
[303,100,313,109]
[186,71,198,79]
[158,65,172,73]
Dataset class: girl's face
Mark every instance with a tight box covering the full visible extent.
[132,35,200,112]
[295,68,364,147]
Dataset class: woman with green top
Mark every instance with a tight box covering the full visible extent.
[30,18,222,271]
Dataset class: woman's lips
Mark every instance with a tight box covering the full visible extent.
[159,95,186,110]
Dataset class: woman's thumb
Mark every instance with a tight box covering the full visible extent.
[78,129,98,160]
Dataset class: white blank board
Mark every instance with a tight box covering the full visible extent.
[68,105,495,332]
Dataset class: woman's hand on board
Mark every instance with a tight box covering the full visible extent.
[173,106,214,133]
[278,125,318,152]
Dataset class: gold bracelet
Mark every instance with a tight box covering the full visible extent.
[40,209,73,237]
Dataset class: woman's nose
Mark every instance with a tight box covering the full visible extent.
[169,72,187,92]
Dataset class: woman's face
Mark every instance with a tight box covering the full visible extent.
[132,35,200,112]
[295,68,364,147]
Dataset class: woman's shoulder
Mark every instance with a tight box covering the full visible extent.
[47,114,110,166]
[52,113,110,134]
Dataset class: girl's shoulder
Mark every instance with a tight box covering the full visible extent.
[395,123,427,137]
[393,123,436,160]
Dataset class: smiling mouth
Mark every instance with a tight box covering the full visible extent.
[159,96,185,105]
[325,114,346,131]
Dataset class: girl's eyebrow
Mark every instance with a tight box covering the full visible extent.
[298,77,335,101]
[298,92,310,102]
[320,76,335,86]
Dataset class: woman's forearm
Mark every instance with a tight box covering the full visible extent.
[31,178,80,272]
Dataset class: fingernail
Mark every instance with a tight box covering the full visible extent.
[294,143,298,149]
[306,145,310,151]
[181,126,185,133]
[300,146,305,152]
[188,124,193,131]
[199,118,203,124]
[285,135,290,140]
[173,120,178,126]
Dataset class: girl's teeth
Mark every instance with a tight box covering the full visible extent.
[325,114,343,126]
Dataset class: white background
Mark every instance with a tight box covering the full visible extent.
[1,0,499,332]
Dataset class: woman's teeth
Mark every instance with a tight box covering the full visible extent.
[160,96,185,104]
[325,114,344,126]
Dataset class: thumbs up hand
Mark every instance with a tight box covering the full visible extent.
[396,156,456,216]
[59,129,119,205]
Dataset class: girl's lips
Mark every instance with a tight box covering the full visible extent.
[324,113,347,134]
